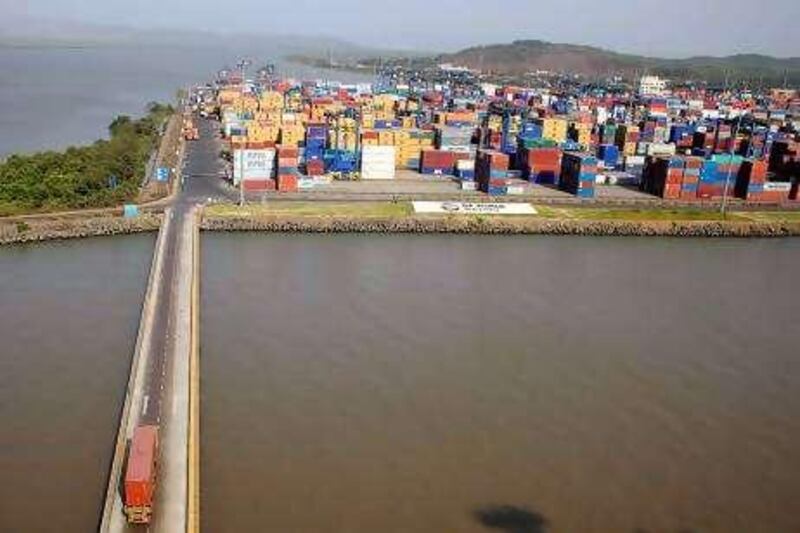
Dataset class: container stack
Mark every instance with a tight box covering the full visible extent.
[693,130,715,155]
[761,181,792,203]
[280,124,304,146]
[455,159,475,180]
[521,121,544,141]
[476,150,510,195]
[681,156,703,200]
[518,143,562,184]
[436,126,473,151]
[560,152,597,198]
[597,144,620,169]
[420,149,470,176]
[670,124,693,149]
[235,148,276,191]
[305,124,327,176]
[615,125,640,156]
[535,118,568,143]
[569,122,592,147]
[361,146,396,180]
[276,146,299,192]
[599,124,617,146]
[641,155,684,199]
[395,129,434,170]
[331,117,358,151]
[624,155,646,175]
[768,139,798,173]
[735,159,768,202]
[696,155,743,199]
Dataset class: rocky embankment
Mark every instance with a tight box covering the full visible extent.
[202,215,800,237]
[0,213,162,245]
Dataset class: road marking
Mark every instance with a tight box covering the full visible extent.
[142,395,150,416]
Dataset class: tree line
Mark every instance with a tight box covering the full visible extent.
[0,102,173,216]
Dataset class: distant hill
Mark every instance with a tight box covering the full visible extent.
[438,40,800,85]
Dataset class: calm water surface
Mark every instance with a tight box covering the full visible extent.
[0,46,372,158]
[201,234,800,533]
[0,235,154,532]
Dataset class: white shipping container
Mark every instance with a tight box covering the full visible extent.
[506,185,525,195]
[646,143,677,156]
[625,156,646,166]
[361,146,396,180]
[764,182,791,192]
[461,181,477,191]
[456,159,475,171]
[233,149,275,184]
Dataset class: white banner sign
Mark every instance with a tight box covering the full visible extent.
[763,182,791,192]
[412,201,537,215]
[233,149,275,183]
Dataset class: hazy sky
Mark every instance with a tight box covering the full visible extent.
[7,0,800,57]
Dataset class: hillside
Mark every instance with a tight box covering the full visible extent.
[438,40,800,85]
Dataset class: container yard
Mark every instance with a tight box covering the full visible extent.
[190,65,800,207]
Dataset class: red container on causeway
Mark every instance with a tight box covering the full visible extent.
[124,425,159,524]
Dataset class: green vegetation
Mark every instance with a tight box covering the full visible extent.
[0,103,173,216]
[207,201,414,218]
[736,211,800,223]
[207,201,800,224]
[545,207,730,221]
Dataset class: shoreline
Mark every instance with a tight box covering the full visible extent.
[201,214,800,238]
[0,213,162,245]
[3,207,799,245]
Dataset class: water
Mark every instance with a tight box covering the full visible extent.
[0,45,373,158]
[201,234,800,533]
[0,235,155,532]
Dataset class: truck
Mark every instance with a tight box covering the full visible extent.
[183,117,200,141]
[124,425,159,524]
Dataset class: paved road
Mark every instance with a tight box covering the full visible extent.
[105,114,223,533]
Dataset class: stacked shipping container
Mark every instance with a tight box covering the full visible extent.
[560,153,597,198]
[476,150,510,195]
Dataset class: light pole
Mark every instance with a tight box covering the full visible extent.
[236,59,251,206]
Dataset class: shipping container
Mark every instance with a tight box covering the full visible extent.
[124,425,159,524]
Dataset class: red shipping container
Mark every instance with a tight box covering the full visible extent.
[680,191,698,201]
[277,146,299,158]
[664,184,682,199]
[761,191,788,203]
[277,175,298,192]
[666,169,683,185]
[306,160,325,176]
[685,157,704,169]
[243,179,276,191]
[697,184,727,198]
[124,426,158,512]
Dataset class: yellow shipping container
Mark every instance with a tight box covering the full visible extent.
[378,131,396,145]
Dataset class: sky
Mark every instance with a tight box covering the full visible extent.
[4,0,800,57]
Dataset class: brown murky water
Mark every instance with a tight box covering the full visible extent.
[0,235,154,532]
[201,234,800,533]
